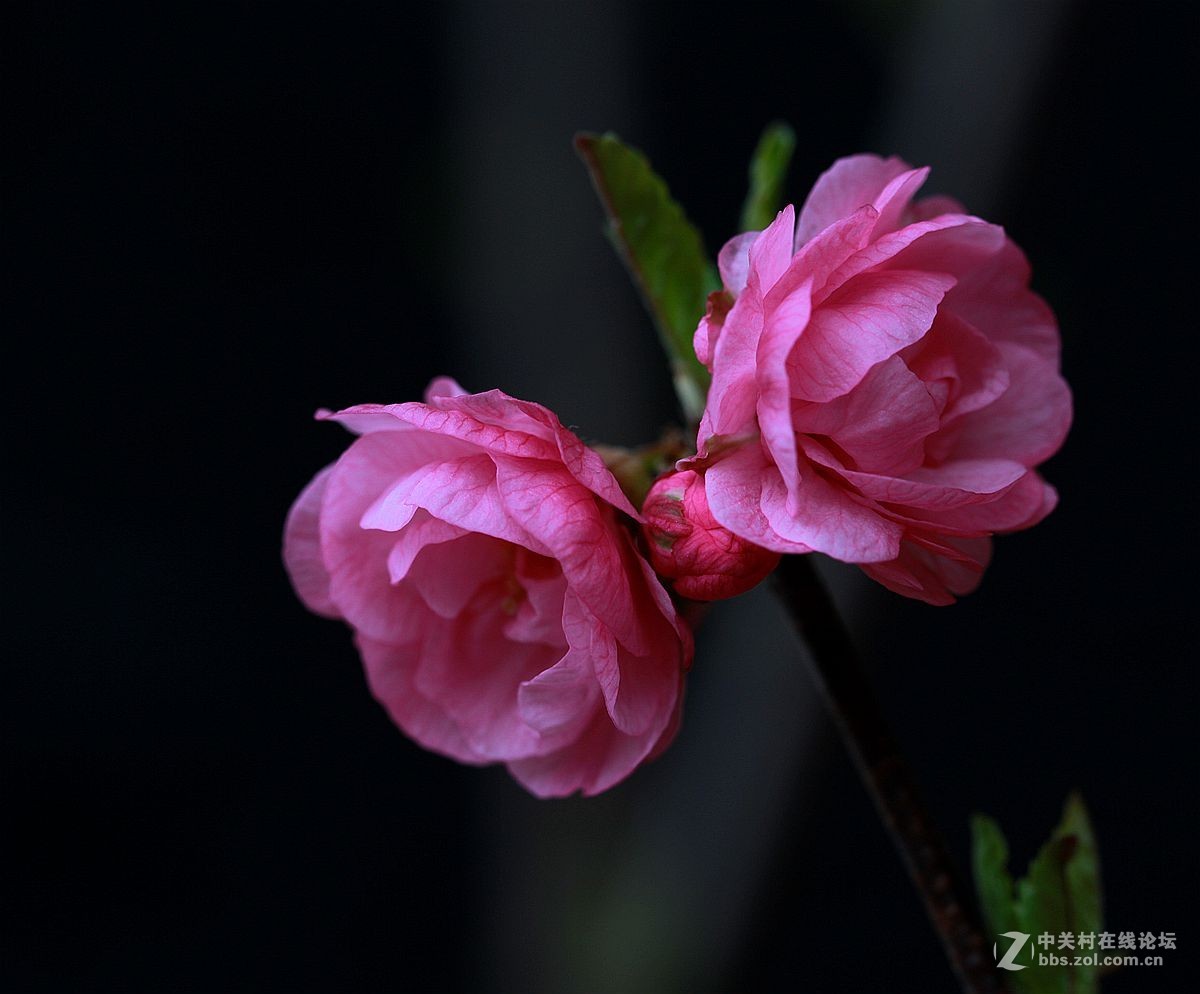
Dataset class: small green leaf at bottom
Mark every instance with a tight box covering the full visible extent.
[971,793,1103,994]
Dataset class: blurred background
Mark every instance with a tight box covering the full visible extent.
[5,1,1198,991]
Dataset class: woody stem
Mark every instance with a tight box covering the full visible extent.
[771,554,1009,994]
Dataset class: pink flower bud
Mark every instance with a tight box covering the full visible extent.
[642,469,781,601]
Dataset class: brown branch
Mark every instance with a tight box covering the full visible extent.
[771,555,1009,994]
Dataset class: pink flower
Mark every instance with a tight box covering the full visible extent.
[284,378,691,796]
[691,155,1072,605]
[642,468,780,601]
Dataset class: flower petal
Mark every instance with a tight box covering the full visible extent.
[746,205,796,295]
[404,532,511,619]
[795,154,913,246]
[321,434,442,642]
[938,343,1072,466]
[414,608,565,762]
[700,208,797,437]
[384,513,467,583]
[694,290,732,370]
[704,443,814,555]
[788,269,955,403]
[771,205,879,305]
[889,470,1058,535]
[718,230,760,297]
[503,550,569,647]
[424,376,470,401]
[358,634,486,764]
[838,459,1028,509]
[517,643,601,737]
[819,214,1004,308]
[493,458,645,655]
[361,453,545,551]
[859,536,991,606]
[506,698,675,798]
[756,281,813,502]
[902,310,1010,423]
[945,240,1061,363]
[792,355,940,476]
[283,465,339,618]
[759,457,902,563]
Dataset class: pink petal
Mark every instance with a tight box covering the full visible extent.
[357,634,485,765]
[993,476,1058,535]
[942,239,1061,363]
[414,609,566,762]
[324,401,560,463]
[434,391,640,519]
[383,513,467,583]
[627,538,696,667]
[718,231,760,297]
[939,343,1072,466]
[746,205,796,296]
[902,310,1009,423]
[605,534,684,736]
[609,642,682,738]
[888,471,1058,536]
[555,579,681,741]
[693,290,732,369]
[320,434,442,643]
[792,356,941,476]
[859,535,991,605]
[424,388,558,441]
[424,376,469,401]
[509,559,686,796]
[819,215,1004,308]
[837,459,1028,509]
[506,697,674,798]
[870,166,932,238]
[559,589,619,726]
[544,421,639,520]
[759,456,903,563]
[360,453,545,552]
[702,288,764,437]
[517,645,601,737]
[788,269,955,403]
[794,154,913,246]
[503,550,569,647]
[703,442,814,555]
[492,458,646,655]
[404,532,511,619]
[700,208,798,438]
[283,465,339,618]
[756,281,813,501]
[770,206,879,306]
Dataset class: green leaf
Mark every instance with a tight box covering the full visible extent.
[739,121,796,232]
[970,794,1103,994]
[575,132,717,423]
[1013,793,1103,994]
[971,813,1018,937]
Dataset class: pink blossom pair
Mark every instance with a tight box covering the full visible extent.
[285,154,1071,794]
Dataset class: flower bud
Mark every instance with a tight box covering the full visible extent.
[642,469,781,601]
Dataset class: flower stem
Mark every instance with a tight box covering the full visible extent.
[771,555,1008,994]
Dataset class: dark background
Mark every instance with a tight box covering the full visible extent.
[5,2,1198,992]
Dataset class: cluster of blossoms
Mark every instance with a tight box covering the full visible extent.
[284,155,1070,795]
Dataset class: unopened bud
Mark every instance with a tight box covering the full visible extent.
[642,469,781,601]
